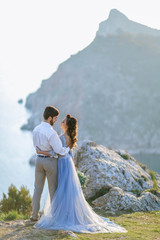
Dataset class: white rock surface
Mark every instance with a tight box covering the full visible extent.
[74,141,153,198]
[92,187,160,212]
[73,140,160,212]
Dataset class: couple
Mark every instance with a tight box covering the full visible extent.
[31,105,127,233]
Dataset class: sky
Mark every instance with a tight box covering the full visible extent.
[0,0,160,99]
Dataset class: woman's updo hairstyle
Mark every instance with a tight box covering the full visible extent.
[66,114,78,149]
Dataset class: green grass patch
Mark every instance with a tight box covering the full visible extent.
[141,175,148,182]
[149,170,159,190]
[120,153,130,160]
[0,211,160,239]
[0,210,29,221]
[138,162,147,171]
[145,188,160,197]
[130,189,142,197]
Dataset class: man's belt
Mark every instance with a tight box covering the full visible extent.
[37,155,50,158]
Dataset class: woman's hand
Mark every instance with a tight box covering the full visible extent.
[36,146,42,154]
[36,148,42,154]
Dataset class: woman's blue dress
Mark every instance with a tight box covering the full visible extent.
[35,135,127,233]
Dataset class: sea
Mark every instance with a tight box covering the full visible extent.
[0,74,48,209]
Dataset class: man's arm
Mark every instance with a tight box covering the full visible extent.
[49,132,70,155]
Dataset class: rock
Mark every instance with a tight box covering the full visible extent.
[18,98,23,104]
[73,140,160,212]
[29,154,36,165]
[75,140,154,199]
[92,187,160,212]
[67,231,78,238]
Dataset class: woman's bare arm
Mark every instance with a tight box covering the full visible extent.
[36,147,51,156]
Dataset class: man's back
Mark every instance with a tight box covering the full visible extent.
[33,121,70,155]
[33,121,55,151]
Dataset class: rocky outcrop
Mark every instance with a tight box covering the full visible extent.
[73,140,160,212]
[29,140,160,212]
[22,9,160,154]
[92,187,160,212]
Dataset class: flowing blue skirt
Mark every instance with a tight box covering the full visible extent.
[35,153,127,233]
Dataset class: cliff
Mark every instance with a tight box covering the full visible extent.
[22,9,160,153]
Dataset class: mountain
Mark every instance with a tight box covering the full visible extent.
[97,9,160,37]
[22,9,160,154]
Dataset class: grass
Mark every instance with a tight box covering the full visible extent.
[130,189,142,197]
[149,170,158,190]
[145,188,160,197]
[0,211,160,239]
[138,163,147,171]
[119,153,130,160]
[0,210,29,221]
[141,175,148,182]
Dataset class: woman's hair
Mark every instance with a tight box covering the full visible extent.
[43,106,59,120]
[66,114,78,149]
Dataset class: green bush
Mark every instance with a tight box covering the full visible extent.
[139,162,147,171]
[119,152,130,160]
[0,210,29,221]
[0,184,32,215]
[131,189,141,197]
[149,170,158,190]
[77,171,89,188]
[145,188,160,197]
[3,210,18,221]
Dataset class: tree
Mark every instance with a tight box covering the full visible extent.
[0,184,32,215]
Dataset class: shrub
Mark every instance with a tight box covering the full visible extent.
[141,175,148,182]
[0,210,29,221]
[139,163,147,171]
[3,210,18,221]
[145,188,160,197]
[77,171,89,188]
[0,184,32,215]
[149,170,158,190]
[131,189,141,197]
[119,153,130,160]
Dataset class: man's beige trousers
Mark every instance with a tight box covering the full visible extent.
[32,156,58,219]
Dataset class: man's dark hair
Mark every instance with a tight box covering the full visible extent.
[43,106,59,120]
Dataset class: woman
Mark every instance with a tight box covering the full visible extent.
[35,114,127,233]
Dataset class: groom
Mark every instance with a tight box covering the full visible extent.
[30,105,70,221]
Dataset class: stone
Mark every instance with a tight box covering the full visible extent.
[73,140,160,212]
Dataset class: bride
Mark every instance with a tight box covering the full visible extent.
[35,114,127,233]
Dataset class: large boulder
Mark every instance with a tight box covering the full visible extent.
[73,140,160,212]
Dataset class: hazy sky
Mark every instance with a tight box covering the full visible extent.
[0,0,160,99]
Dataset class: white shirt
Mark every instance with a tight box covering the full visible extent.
[33,121,70,155]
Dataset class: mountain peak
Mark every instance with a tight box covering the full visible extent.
[108,9,128,21]
[97,8,160,37]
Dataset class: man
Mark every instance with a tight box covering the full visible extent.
[30,105,70,221]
